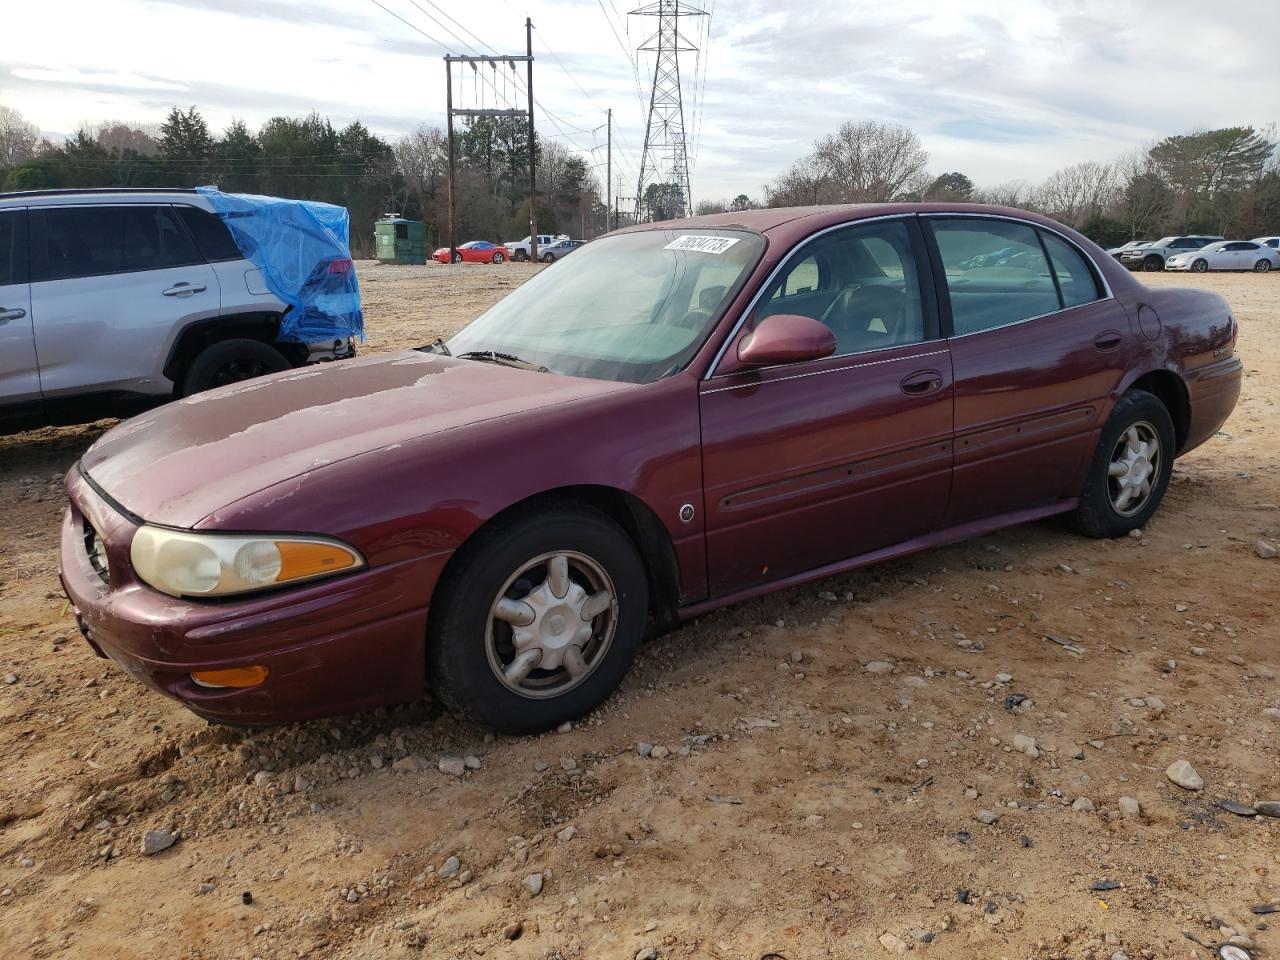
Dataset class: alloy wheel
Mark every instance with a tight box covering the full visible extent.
[1256,260,1271,273]
[1107,421,1161,517]
[1191,259,1208,273]
[485,551,618,700]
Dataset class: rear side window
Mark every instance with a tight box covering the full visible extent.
[928,219,1058,335]
[175,205,242,262]
[1041,232,1101,308]
[0,210,27,286]
[34,205,203,281]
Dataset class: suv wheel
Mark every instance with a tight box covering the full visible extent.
[181,338,291,397]
[1142,255,1164,272]
[512,249,528,262]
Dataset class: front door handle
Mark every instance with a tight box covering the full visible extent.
[1093,331,1123,351]
[162,283,207,297]
[900,369,944,396]
[0,307,25,323]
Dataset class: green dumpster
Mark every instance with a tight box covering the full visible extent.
[374,216,428,265]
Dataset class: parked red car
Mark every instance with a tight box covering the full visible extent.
[60,204,1242,733]
[432,240,507,264]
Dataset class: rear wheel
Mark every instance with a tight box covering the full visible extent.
[180,338,291,397]
[512,249,528,262]
[1255,259,1272,273]
[542,252,557,263]
[1191,258,1208,273]
[492,251,506,264]
[1070,389,1175,539]
[1142,255,1164,272]
[427,502,648,734]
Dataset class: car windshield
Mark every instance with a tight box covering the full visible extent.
[447,228,766,384]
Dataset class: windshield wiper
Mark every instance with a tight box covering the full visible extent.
[455,350,548,372]
[414,338,451,356]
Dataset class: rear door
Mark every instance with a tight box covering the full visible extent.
[0,208,40,407]
[925,216,1131,525]
[29,204,221,399]
[700,217,953,596]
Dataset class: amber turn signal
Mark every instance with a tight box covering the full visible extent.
[276,541,358,580]
[190,665,269,689]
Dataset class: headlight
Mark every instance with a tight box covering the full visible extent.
[130,526,364,598]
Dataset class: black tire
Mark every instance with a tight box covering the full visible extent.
[1070,389,1176,539]
[452,252,463,264]
[427,501,648,734]
[1142,255,1164,272]
[1191,258,1208,273]
[1255,259,1272,273]
[542,252,556,263]
[513,249,528,262]
[492,251,506,264]
[180,338,291,397]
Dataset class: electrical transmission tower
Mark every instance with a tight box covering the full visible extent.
[631,0,706,223]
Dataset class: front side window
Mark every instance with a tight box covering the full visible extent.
[0,210,26,287]
[448,228,765,384]
[754,219,925,355]
[34,205,202,282]
[929,219,1058,335]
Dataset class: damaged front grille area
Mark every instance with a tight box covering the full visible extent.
[83,520,110,583]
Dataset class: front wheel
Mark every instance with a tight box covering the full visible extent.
[512,249,528,262]
[1191,259,1208,273]
[542,252,556,263]
[492,251,506,264]
[452,252,463,264]
[1142,256,1164,272]
[427,502,648,734]
[1255,259,1272,273]
[1070,389,1175,539]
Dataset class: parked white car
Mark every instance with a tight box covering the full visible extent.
[1165,240,1279,273]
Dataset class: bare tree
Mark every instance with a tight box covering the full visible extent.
[0,104,41,169]
[1031,161,1117,228]
[92,122,160,157]
[393,126,449,219]
[766,121,929,206]
[971,180,1036,208]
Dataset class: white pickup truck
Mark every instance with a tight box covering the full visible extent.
[504,234,568,262]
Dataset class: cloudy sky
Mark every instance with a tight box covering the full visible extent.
[2,0,1277,201]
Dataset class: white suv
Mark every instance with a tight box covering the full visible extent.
[504,233,568,262]
[0,188,356,432]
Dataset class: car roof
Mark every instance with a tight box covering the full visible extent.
[0,187,202,208]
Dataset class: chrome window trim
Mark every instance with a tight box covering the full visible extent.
[703,348,950,395]
[703,210,1118,380]
[703,213,919,379]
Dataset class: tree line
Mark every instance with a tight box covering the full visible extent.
[0,105,607,256]
[758,119,1280,245]
[3,103,1276,254]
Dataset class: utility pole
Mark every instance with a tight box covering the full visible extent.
[631,0,706,223]
[606,108,612,232]
[443,27,535,264]
[526,17,538,263]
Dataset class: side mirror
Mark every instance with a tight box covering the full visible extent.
[737,313,837,367]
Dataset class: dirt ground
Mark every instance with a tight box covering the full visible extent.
[1,261,1278,960]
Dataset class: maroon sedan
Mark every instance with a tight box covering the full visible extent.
[60,204,1242,733]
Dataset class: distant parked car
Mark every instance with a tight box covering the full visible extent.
[1107,240,1152,257]
[541,238,585,262]
[1117,235,1223,272]
[1165,240,1279,273]
[1252,236,1280,252]
[0,187,357,433]
[61,202,1242,733]
[505,234,565,262]
[433,241,507,264]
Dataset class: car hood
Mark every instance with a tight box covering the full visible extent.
[80,351,627,528]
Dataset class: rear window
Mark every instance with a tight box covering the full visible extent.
[33,205,204,282]
[0,210,26,286]
[175,205,243,262]
[1041,232,1101,308]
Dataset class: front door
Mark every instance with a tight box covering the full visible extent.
[700,217,954,597]
[28,204,221,400]
[0,208,40,409]
[924,216,1134,525]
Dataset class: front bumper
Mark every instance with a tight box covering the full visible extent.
[304,336,357,364]
[1118,255,1155,271]
[59,467,448,725]
[1163,261,1192,271]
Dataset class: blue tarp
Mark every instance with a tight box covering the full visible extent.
[196,187,365,344]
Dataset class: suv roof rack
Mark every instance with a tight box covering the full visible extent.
[0,187,199,200]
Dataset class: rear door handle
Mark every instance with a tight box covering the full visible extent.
[0,307,25,323]
[1093,331,1123,351]
[162,283,207,297]
[900,369,944,396]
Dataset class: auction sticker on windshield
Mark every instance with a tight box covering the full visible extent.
[664,235,742,255]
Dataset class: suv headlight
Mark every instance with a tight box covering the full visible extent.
[130,526,364,598]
